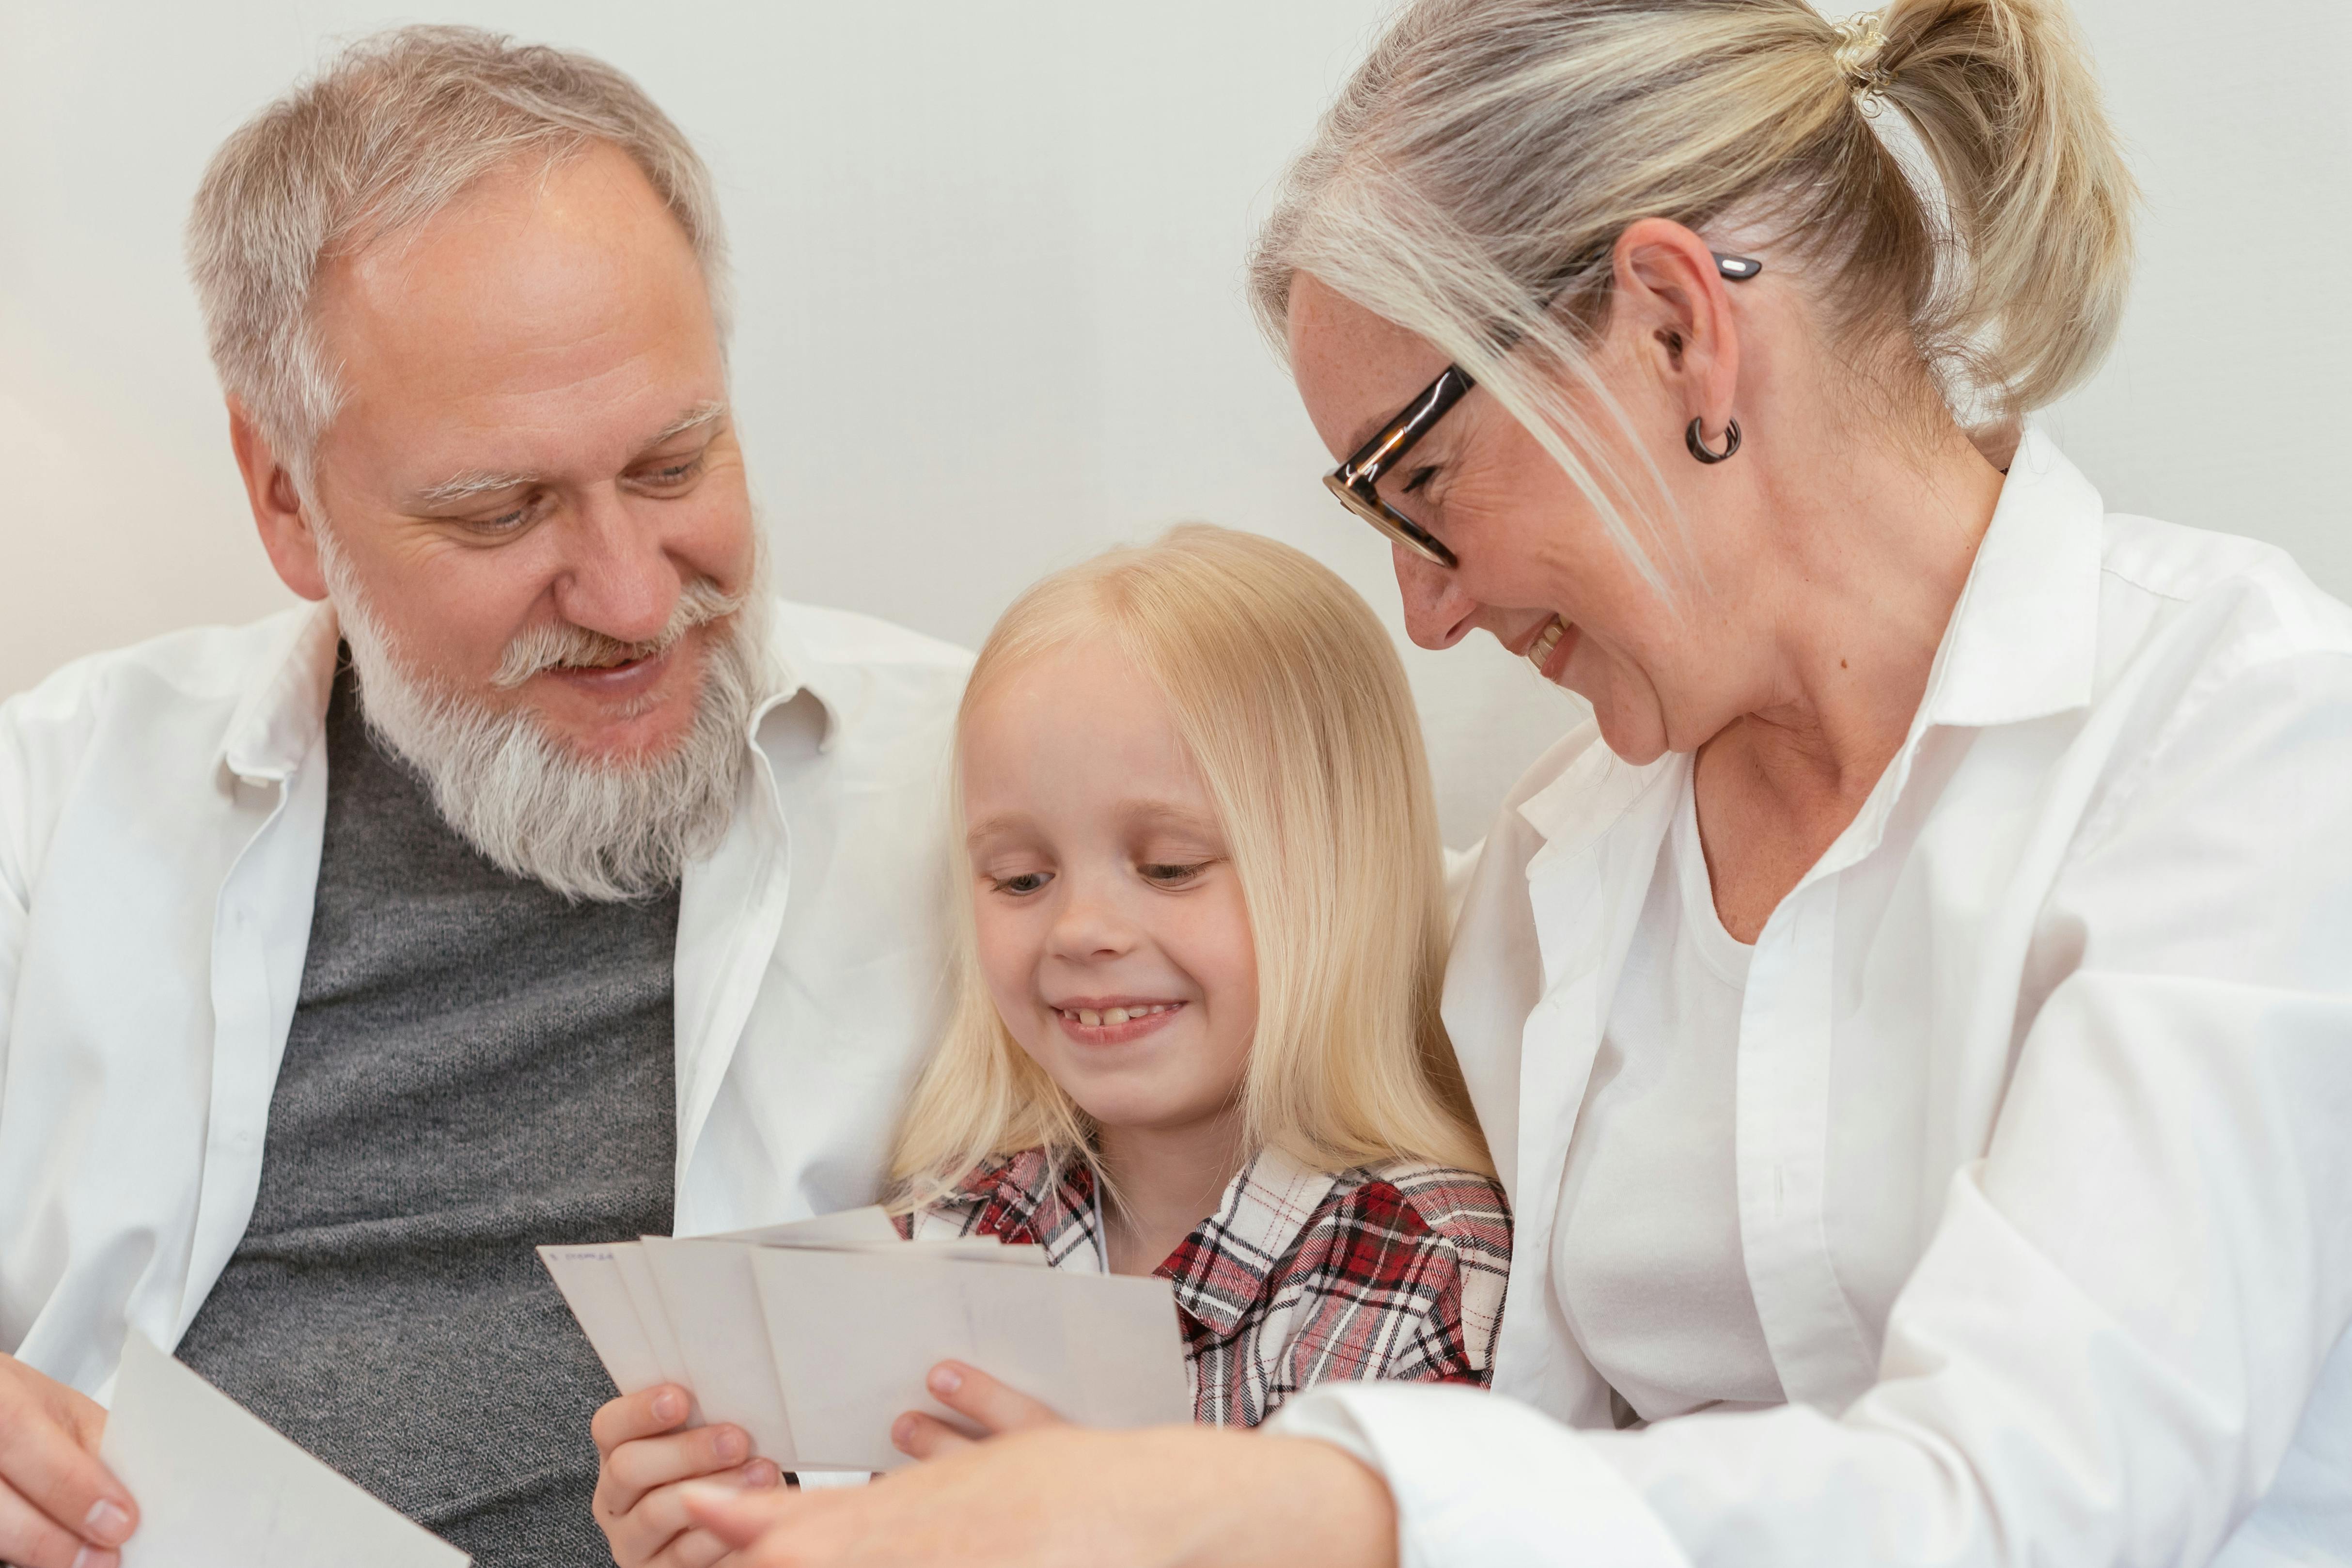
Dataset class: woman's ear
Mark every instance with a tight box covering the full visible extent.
[1611,218,1742,440]
[228,399,330,601]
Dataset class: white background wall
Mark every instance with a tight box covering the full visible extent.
[2,0,2344,845]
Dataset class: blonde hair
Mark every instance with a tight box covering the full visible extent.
[889,525,1489,1207]
[1249,0,2136,577]
[187,24,728,496]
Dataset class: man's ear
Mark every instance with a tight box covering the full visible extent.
[1612,218,1742,441]
[228,400,330,602]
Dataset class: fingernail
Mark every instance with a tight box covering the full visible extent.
[891,1413,916,1449]
[85,1499,133,1544]
[653,1389,685,1422]
[928,1364,963,1396]
[73,1548,120,1568]
[746,1459,781,1489]
[716,1427,750,1463]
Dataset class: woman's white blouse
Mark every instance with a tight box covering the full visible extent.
[1270,433,2352,1568]
[1553,770,1783,1420]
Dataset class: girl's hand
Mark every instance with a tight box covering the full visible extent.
[885,1360,1065,1459]
[678,1361,1399,1568]
[591,1384,781,1568]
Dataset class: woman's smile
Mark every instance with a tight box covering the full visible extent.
[1525,614,1575,681]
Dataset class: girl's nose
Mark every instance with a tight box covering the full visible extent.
[1045,879,1137,962]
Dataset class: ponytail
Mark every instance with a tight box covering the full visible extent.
[1869,0,2137,419]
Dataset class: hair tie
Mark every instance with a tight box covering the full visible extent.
[1831,13,1895,103]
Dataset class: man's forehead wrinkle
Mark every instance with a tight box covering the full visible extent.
[321,191,712,393]
[313,145,728,509]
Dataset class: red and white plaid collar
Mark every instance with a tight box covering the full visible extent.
[960,1146,1342,1338]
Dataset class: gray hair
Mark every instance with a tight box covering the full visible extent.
[323,525,767,902]
[187,24,731,495]
[1251,0,2136,580]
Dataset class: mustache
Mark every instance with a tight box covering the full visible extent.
[490,578,749,690]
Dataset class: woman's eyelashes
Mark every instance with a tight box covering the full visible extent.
[985,868,1052,896]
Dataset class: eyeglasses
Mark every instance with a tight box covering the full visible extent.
[1323,251,1765,569]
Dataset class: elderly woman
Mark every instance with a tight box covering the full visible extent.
[688,0,2352,1562]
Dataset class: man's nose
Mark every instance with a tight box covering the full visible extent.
[550,487,679,645]
[1393,543,1479,650]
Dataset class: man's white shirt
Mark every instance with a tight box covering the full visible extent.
[0,596,969,1397]
[1275,433,2352,1568]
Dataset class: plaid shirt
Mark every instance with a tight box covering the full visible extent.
[905,1146,1511,1427]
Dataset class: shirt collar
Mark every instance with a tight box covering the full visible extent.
[1914,426,2105,729]
[1157,1146,1340,1341]
[963,1144,1346,1333]
[749,600,846,754]
[1516,742,1677,865]
[216,594,843,784]
[220,602,342,785]
[966,1150,1108,1270]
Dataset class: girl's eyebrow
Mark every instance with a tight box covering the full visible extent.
[965,801,1219,845]
[1117,800,1223,835]
[964,812,1032,845]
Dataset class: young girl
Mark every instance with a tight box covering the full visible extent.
[884,524,1508,1426]
[591,526,1507,1562]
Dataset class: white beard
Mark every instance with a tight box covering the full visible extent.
[318,531,770,902]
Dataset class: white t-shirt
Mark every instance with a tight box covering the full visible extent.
[1552,770,1783,1421]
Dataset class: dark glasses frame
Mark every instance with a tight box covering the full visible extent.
[1323,251,1765,569]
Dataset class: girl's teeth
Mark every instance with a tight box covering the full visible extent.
[1063,1003,1176,1027]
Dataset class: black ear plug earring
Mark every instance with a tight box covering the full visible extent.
[1686,417,1741,463]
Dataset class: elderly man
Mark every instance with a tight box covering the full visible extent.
[0,27,966,1568]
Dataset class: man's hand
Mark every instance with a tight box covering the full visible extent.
[0,1353,136,1568]
[677,1361,1399,1568]
[591,1384,782,1568]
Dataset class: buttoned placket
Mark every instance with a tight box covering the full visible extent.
[1732,872,1877,1408]
[1724,437,2102,1412]
[1490,748,1681,1413]
[180,766,319,1332]
[670,673,833,1227]
[177,611,340,1342]
[1493,721,1944,1419]
[1729,666,1957,1411]
[674,748,791,1189]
